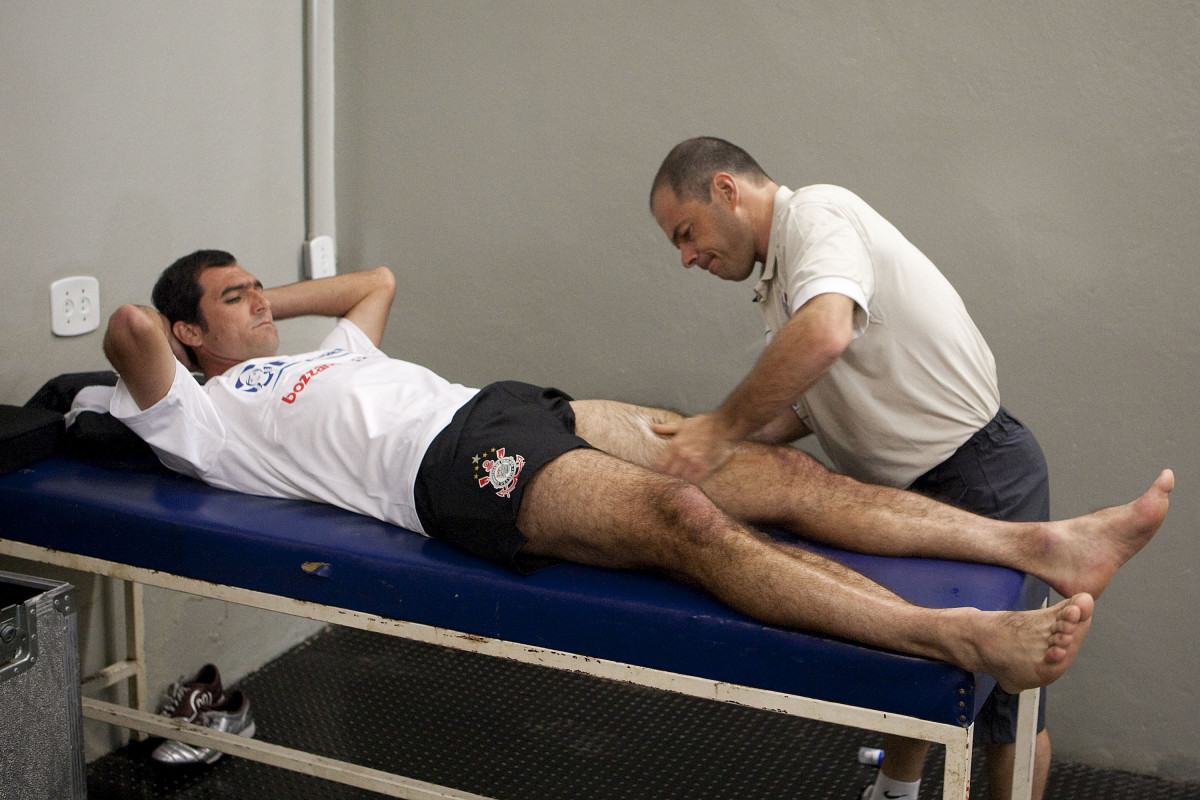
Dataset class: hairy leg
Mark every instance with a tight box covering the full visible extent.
[574,400,1079,792]
[706,444,1171,600]
[515,447,1093,692]
[570,399,1173,599]
[570,398,680,468]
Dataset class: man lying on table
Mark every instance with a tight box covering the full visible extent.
[103,249,1172,697]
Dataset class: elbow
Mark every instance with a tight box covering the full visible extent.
[804,324,853,370]
[370,265,397,300]
[105,304,143,348]
[818,341,850,373]
[373,265,396,288]
[824,325,855,363]
[103,305,156,367]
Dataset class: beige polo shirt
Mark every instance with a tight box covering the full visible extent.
[754,185,999,488]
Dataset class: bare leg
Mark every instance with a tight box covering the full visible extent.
[869,730,1050,799]
[988,731,1051,800]
[515,447,1094,693]
[573,399,1098,793]
[570,399,1173,600]
[574,400,1079,795]
[876,735,929,782]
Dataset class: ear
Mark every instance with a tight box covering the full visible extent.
[711,172,739,207]
[172,319,203,348]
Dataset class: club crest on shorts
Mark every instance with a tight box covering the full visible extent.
[473,447,525,498]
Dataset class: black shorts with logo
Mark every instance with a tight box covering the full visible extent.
[413,381,593,573]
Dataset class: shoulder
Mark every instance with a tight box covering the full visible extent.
[321,317,385,356]
[778,185,861,235]
[788,184,868,212]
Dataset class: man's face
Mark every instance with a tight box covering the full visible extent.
[187,263,279,364]
[652,185,758,282]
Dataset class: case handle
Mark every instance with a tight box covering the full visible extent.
[0,600,38,685]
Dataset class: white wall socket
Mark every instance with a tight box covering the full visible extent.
[305,235,336,279]
[50,275,100,337]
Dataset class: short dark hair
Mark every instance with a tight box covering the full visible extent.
[650,137,771,209]
[152,249,237,326]
[152,249,237,364]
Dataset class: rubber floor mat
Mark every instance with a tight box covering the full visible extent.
[87,625,1200,800]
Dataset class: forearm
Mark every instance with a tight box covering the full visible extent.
[715,330,839,439]
[103,304,180,409]
[747,407,810,444]
[715,295,853,440]
[265,266,396,345]
[654,296,852,481]
[264,266,393,321]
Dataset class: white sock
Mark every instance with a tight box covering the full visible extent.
[868,773,921,800]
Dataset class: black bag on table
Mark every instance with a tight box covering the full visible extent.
[0,405,64,474]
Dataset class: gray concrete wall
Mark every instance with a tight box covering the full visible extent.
[334,1,1200,779]
[0,2,324,760]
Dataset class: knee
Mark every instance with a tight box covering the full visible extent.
[650,480,739,553]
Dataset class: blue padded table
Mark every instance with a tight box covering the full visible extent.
[0,456,1045,799]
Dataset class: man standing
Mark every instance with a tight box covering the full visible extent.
[650,137,1052,800]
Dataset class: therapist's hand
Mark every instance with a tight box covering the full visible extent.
[651,413,737,484]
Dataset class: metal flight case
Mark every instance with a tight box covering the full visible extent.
[0,570,85,800]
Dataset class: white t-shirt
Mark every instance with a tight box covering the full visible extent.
[110,319,479,534]
[754,184,1000,488]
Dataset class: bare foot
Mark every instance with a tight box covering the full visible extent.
[1040,469,1173,599]
[971,593,1095,693]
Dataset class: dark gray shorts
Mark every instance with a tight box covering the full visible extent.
[413,381,593,574]
[909,406,1050,744]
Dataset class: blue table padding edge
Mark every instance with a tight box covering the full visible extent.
[0,456,1038,726]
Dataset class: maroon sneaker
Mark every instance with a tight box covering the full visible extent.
[156,663,223,723]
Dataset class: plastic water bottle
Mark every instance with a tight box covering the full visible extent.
[857,746,885,766]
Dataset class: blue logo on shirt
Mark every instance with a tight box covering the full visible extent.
[232,350,360,394]
[233,360,288,392]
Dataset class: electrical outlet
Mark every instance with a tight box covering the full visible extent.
[50,276,100,337]
[305,235,336,279]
